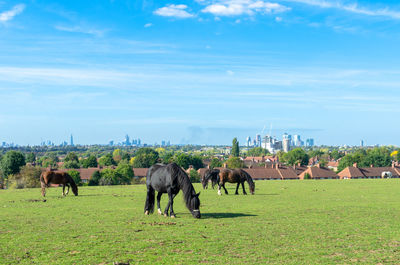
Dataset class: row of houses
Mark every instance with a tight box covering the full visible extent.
[55,161,400,183]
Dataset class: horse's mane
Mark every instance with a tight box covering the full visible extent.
[168,163,196,210]
[240,169,254,185]
[204,168,220,182]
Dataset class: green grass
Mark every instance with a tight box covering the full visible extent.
[2,180,400,264]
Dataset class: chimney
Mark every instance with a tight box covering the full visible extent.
[317,163,321,168]
[223,163,227,168]
[275,163,279,169]
[207,164,210,169]
[353,163,358,168]
[392,161,395,168]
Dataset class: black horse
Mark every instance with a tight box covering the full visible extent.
[144,163,201,218]
[202,169,220,189]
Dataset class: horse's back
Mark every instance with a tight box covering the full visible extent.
[147,163,181,192]
[220,168,244,183]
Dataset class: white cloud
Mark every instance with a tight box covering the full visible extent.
[54,25,105,36]
[202,1,290,16]
[275,16,282,21]
[286,0,400,20]
[0,4,25,22]
[154,4,194,18]
[144,23,153,28]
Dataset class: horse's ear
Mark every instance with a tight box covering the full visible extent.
[196,192,200,197]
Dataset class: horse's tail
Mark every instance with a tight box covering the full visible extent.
[144,168,155,214]
[144,186,155,214]
[66,174,78,196]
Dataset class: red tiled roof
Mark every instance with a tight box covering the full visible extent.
[299,166,339,179]
[338,166,400,179]
[133,168,148,177]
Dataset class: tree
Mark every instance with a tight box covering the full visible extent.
[63,161,80,169]
[88,171,101,186]
[283,148,309,166]
[99,168,117,185]
[173,153,204,170]
[189,169,201,183]
[7,165,42,189]
[67,170,82,186]
[247,147,269,157]
[226,157,244,168]
[133,148,159,168]
[209,158,223,169]
[231,138,240,157]
[112,149,122,163]
[26,153,36,163]
[1,151,26,177]
[115,162,134,184]
[64,152,79,163]
[362,147,391,168]
[98,154,116,167]
[330,150,344,160]
[81,155,98,168]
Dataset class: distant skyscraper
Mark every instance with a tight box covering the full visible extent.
[360,140,364,147]
[125,134,131,146]
[70,134,74,146]
[109,140,114,146]
[293,135,303,147]
[282,133,291,152]
[256,134,261,147]
[306,138,314,147]
[246,136,252,147]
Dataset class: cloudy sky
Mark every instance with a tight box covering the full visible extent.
[1,0,400,146]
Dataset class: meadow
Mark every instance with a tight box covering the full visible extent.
[2,180,400,264]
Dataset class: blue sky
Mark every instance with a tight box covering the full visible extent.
[1,0,400,146]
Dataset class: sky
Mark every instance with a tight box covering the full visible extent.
[1,0,400,146]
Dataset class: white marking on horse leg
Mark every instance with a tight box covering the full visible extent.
[158,208,162,215]
[145,210,149,215]
[218,189,222,196]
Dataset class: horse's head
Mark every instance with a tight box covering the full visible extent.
[249,182,255,195]
[190,192,201,218]
[202,171,212,189]
[72,185,78,196]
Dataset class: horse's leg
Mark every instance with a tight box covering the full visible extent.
[65,184,70,195]
[168,190,177,218]
[241,182,247,195]
[62,184,66,196]
[223,184,228,194]
[157,192,163,215]
[41,181,46,200]
[218,182,222,195]
[164,192,177,217]
[235,183,240,195]
[144,186,155,215]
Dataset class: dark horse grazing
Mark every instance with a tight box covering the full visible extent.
[144,163,201,218]
[203,168,255,195]
[40,171,78,199]
[202,169,220,189]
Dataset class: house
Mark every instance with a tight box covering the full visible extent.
[327,161,339,172]
[298,164,340,180]
[338,163,400,179]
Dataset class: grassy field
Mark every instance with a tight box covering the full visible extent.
[2,180,400,264]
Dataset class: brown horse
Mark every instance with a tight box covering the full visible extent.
[40,171,78,199]
[216,168,255,195]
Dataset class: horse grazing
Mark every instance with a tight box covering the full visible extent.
[214,168,255,195]
[144,163,201,218]
[202,169,220,189]
[40,171,78,199]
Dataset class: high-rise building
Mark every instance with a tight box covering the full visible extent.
[360,140,364,147]
[282,133,291,152]
[256,134,261,147]
[125,134,131,146]
[306,138,314,147]
[109,140,114,146]
[70,134,74,146]
[293,135,303,147]
[246,136,252,147]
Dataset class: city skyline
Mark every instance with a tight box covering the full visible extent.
[1,1,400,146]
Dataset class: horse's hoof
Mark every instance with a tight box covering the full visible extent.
[158,209,162,215]
[217,190,222,196]
[171,215,176,218]
[43,199,47,202]
[164,213,168,217]
[144,211,149,215]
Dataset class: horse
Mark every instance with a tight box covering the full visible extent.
[215,168,255,196]
[144,163,201,218]
[40,171,78,199]
[202,169,220,189]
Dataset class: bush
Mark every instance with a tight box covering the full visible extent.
[1,151,26,177]
[63,161,80,169]
[226,157,244,169]
[81,155,98,168]
[89,171,101,186]
[67,170,82,186]
[304,173,311,180]
[7,165,42,189]
[189,169,201,183]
